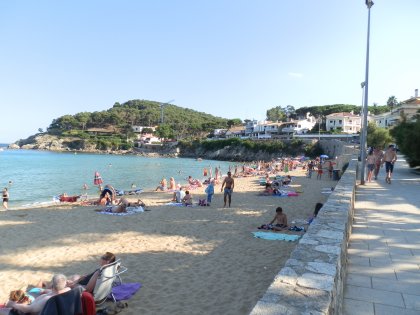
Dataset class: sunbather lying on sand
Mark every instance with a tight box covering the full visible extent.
[2,274,69,315]
[95,203,127,213]
[117,197,145,208]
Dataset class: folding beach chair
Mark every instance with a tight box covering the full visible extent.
[93,259,128,307]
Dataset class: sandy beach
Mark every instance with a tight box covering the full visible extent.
[0,167,337,315]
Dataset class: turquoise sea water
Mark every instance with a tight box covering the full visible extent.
[0,150,235,209]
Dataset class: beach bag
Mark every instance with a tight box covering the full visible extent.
[81,291,96,315]
[198,199,207,206]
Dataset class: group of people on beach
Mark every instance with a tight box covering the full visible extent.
[0,252,117,315]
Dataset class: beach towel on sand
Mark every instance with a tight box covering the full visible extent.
[97,206,144,216]
[110,283,141,301]
[252,231,300,241]
[165,202,195,207]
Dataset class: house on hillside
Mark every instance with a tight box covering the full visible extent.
[281,113,317,134]
[225,126,245,138]
[249,121,283,139]
[372,89,420,127]
[132,125,156,133]
[86,127,117,135]
[325,112,361,134]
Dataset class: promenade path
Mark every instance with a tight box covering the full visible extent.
[343,156,420,314]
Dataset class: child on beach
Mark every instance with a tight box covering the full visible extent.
[182,190,193,206]
[205,180,215,205]
[258,207,288,231]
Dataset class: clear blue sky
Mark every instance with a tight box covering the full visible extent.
[1,0,419,143]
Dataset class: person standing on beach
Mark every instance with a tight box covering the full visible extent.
[382,144,397,184]
[221,171,234,207]
[2,187,9,210]
[205,180,215,206]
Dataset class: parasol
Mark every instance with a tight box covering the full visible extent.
[94,171,103,186]
[320,154,329,159]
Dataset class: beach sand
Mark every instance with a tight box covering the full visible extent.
[0,168,336,315]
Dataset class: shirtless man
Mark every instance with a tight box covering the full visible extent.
[269,207,288,231]
[382,144,397,184]
[1,274,69,315]
[221,171,235,207]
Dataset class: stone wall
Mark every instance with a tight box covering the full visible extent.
[249,156,358,315]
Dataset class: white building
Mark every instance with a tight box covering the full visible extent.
[325,112,361,134]
[281,113,316,134]
[372,89,420,128]
[132,125,156,133]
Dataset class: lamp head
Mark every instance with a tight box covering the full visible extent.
[365,0,374,8]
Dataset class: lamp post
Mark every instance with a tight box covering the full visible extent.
[360,0,373,185]
[318,117,322,141]
[160,99,175,124]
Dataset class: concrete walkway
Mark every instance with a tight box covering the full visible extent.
[344,157,420,314]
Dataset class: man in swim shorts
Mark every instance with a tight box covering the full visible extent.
[382,144,397,184]
[221,171,235,208]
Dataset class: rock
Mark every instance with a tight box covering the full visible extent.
[8,143,20,149]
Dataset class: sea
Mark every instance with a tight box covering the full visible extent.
[0,146,235,210]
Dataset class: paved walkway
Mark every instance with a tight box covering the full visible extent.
[344,156,420,315]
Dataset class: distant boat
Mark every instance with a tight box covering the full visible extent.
[196,158,202,161]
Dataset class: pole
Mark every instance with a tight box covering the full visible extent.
[360,0,373,185]
[318,117,321,141]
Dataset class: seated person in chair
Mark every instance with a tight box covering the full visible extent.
[67,252,117,293]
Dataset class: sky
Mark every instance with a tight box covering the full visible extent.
[1,0,419,143]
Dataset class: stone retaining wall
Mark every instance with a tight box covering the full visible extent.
[250,157,358,315]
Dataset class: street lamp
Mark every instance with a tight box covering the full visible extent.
[360,0,374,185]
[318,117,322,141]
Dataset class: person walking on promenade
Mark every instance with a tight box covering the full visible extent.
[382,144,397,184]
[373,146,384,180]
[366,149,376,183]
[221,171,235,208]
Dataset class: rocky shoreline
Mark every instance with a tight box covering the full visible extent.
[8,133,321,162]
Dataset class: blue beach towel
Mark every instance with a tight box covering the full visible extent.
[97,206,144,216]
[110,283,141,301]
[252,231,300,241]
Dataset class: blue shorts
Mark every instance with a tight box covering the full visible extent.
[367,164,375,171]
[224,188,232,196]
[385,161,394,173]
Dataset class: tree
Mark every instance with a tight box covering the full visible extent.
[366,122,392,150]
[387,96,398,110]
[38,128,43,133]
[141,127,154,134]
[391,111,420,167]
[266,106,286,121]
[74,112,91,130]
[227,119,242,128]
[155,124,174,140]
[284,105,296,120]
